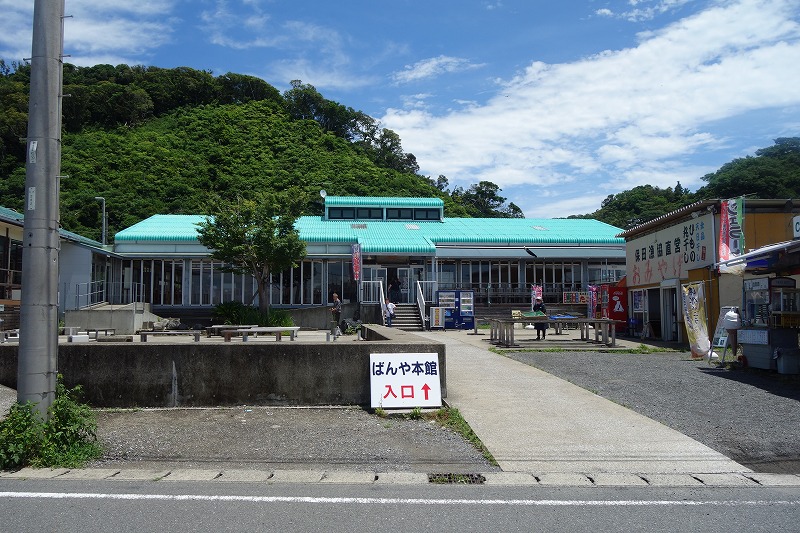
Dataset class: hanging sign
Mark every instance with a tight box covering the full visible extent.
[351,243,362,281]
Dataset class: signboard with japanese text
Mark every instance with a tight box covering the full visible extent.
[563,291,589,304]
[530,285,542,310]
[430,307,446,329]
[682,282,711,359]
[626,213,713,288]
[370,352,442,409]
[351,243,362,281]
[718,197,745,275]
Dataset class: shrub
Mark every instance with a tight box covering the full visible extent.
[0,376,102,471]
[212,302,294,327]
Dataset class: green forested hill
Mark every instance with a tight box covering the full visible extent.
[0,62,503,241]
[1,61,797,238]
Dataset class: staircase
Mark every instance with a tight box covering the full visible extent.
[391,303,424,330]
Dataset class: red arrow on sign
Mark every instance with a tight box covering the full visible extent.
[421,383,431,400]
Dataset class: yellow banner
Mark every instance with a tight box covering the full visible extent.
[682,282,711,359]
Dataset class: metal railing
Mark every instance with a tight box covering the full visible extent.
[416,281,426,327]
[73,281,145,310]
[360,280,386,305]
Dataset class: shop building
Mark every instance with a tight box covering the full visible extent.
[109,196,626,320]
[617,199,800,346]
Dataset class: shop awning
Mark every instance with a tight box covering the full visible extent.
[714,240,800,268]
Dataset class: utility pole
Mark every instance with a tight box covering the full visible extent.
[18,0,66,418]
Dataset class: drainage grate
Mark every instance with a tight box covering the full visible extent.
[428,473,486,484]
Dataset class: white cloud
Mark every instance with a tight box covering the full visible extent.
[392,55,485,84]
[0,0,178,64]
[383,0,800,217]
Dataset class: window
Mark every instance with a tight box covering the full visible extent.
[414,209,440,220]
[386,208,413,220]
[328,208,355,219]
[356,208,382,219]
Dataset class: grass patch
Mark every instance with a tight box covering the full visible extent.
[428,407,497,466]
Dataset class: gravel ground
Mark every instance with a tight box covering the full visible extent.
[504,349,800,474]
[90,406,498,473]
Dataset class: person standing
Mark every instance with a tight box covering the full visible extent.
[384,298,396,327]
[331,293,342,334]
[533,297,548,340]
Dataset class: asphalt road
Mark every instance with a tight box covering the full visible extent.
[1,480,799,533]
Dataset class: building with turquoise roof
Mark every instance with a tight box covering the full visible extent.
[111,196,625,314]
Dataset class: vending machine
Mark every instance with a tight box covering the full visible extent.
[436,290,475,330]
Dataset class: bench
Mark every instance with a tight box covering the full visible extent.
[86,328,116,339]
[207,324,258,337]
[140,330,201,342]
[240,326,301,342]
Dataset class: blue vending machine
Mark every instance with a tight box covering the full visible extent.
[436,290,475,330]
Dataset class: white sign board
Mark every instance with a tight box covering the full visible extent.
[370,352,442,409]
[626,213,713,287]
[794,215,800,239]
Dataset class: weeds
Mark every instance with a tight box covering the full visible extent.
[406,406,423,420]
[0,376,102,471]
[431,407,497,466]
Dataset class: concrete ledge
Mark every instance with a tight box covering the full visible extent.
[0,326,446,408]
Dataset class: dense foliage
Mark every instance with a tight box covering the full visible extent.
[1,59,797,235]
[0,60,521,240]
[0,376,102,471]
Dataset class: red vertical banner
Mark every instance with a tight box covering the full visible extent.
[530,285,542,310]
[351,243,361,281]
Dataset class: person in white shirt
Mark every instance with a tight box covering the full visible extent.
[384,298,396,327]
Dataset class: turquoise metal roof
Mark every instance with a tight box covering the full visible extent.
[115,215,207,242]
[112,212,624,255]
[0,205,104,248]
[324,196,444,208]
[0,206,24,224]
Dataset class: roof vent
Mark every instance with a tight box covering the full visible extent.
[531,225,548,231]
[405,224,420,230]
[351,223,367,230]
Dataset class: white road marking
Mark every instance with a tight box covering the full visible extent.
[1,492,799,506]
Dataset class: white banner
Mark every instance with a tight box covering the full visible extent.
[682,282,711,359]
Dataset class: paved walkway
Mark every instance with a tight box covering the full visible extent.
[420,328,749,474]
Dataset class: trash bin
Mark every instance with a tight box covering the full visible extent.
[776,347,800,374]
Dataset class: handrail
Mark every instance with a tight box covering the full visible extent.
[73,281,145,310]
[416,281,426,326]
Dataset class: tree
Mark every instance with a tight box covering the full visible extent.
[196,191,307,314]
[695,137,800,200]
[456,180,522,218]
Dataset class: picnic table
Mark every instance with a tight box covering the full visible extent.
[489,317,624,348]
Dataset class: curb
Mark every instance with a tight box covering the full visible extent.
[2,467,799,487]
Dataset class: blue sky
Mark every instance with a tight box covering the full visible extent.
[2,0,799,219]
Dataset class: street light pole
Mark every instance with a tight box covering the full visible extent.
[94,196,106,245]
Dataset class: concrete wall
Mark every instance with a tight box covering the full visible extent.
[0,326,445,408]
[64,303,162,335]
[288,303,383,329]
